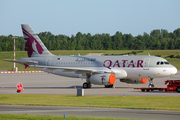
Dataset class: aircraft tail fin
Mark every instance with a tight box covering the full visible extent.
[21,24,53,57]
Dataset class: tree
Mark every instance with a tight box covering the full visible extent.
[173,28,180,38]
[161,29,168,38]
[150,29,160,36]
[0,27,180,51]
[156,41,161,50]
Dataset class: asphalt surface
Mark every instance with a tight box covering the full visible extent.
[0,71,180,120]
[1,71,180,96]
[0,105,180,120]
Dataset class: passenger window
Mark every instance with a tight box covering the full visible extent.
[161,61,164,65]
[157,62,160,65]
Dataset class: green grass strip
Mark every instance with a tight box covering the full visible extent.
[0,114,134,120]
[0,94,180,111]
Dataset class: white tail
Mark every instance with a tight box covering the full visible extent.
[21,24,53,57]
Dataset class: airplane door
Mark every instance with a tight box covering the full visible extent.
[143,58,150,70]
[46,58,52,66]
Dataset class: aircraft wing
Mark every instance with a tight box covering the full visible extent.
[3,59,38,65]
[3,59,112,73]
[30,65,112,73]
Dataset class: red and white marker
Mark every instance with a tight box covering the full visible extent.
[16,82,23,90]
[0,71,44,74]
[16,82,23,93]
[13,36,16,71]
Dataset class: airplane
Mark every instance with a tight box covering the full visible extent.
[4,24,177,88]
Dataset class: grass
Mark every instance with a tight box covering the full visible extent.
[1,50,180,71]
[0,94,180,111]
[0,114,133,120]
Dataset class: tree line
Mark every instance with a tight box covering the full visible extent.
[0,28,180,52]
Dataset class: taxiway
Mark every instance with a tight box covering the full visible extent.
[0,71,180,120]
[0,105,180,120]
[0,71,180,96]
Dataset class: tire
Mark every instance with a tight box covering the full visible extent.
[83,83,88,89]
[105,85,113,88]
[148,84,154,88]
[176,87,180,93]
[88,84,91,88]
[146,89,149,92]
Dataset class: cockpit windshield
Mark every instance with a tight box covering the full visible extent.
[156,61,169,65]
[164,62,170,65]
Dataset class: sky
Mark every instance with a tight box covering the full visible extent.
[0,0,180,37]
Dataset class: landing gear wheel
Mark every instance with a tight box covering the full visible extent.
[83,82,91,89]
[148,78,154,88]
[105,85,113,88]
[148,83,154,88]
[83,82,88,89]
[88,84,91,88]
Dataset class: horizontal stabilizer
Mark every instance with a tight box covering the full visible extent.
[3,59,38,65]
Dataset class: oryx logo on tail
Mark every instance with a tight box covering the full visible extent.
[22,28,44,57]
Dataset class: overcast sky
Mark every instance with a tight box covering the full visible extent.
[0,0,180,37]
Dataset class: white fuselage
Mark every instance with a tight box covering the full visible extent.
[20,55,177,79]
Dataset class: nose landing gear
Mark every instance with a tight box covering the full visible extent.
[148,78,154,88]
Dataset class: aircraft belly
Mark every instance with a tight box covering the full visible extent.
[150,68,172,78]
[124,67,173,78]
[124,68,158,78]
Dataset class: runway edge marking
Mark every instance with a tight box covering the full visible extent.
[0,71,44,74]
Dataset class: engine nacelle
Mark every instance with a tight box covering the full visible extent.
[120,78,148,84]
[90,73,116,85]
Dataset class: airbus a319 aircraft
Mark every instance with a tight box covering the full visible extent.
[4,24,177,88]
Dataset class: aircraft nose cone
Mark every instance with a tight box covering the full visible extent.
[171,67,177,75]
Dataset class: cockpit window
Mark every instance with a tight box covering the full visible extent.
[164,62,169,65]
[156,61,169,65]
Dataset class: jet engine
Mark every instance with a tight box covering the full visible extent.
[120,78,148,84]
[90,73,116,85]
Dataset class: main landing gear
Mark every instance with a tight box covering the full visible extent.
[104,85,113,88]
[148,78,154,88]
[83,82,91,89]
